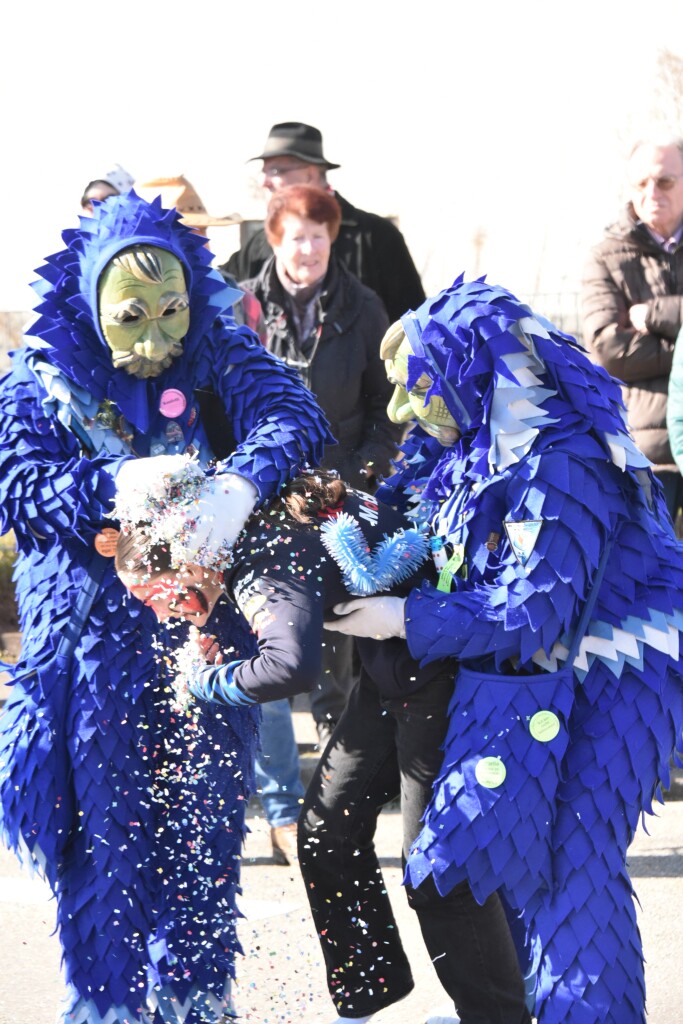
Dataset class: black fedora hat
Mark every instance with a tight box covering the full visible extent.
[249,122,340,170]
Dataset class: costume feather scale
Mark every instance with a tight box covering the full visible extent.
[378,277,683,1024]
[0,192,330,1023]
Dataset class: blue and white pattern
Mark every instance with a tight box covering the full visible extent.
[379,276,683,1024]
[319,511,429,595]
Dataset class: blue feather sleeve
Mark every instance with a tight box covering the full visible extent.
[208,323,333,500]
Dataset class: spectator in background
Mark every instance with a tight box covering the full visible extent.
[241,183,402,866]
[582,137,683,520]
[243,185,400,491]
[666,324,683,472]
[80,163,135,214]
[136,174,266,341]
[222,122,426,322]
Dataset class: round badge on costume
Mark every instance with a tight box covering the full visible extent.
[94,527,120,557]
[529,710,561,742]
[474,756,507,789]
[159,388,187,418]
[165,421,184,445]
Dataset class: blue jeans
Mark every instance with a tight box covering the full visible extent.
[254,698,305,827]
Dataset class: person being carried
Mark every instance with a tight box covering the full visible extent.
[326,276,683,1023]
[113,458,532,1024]
[238,182,403,862]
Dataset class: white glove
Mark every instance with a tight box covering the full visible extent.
[115,453,189,495]
[114,455,257,569]
[184,472,258,566]
[325,596,407,640]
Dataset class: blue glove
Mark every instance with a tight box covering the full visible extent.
[189,661,257,707]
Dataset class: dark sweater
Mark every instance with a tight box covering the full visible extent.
[212,487,448,703]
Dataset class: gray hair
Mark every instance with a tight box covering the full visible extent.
[109,246,165,284]
[628,138,683,162]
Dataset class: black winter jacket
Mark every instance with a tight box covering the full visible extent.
[582,205,683,470]
[223,192,425,323]
[242,255,402,490]
[219,487,445,703]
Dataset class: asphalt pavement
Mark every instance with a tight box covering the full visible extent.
[0,700,682,1024]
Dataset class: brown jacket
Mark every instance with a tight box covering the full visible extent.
[582,205,683,470]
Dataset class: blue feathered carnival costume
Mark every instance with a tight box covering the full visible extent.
[377,278,683,1023]
[0,193,330,1023]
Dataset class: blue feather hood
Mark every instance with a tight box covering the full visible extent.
[24,191,243,433]
[385,275,650,508]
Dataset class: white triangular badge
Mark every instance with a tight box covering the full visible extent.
[504,519,542,566]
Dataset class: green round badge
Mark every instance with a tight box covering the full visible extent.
[474,757,507,789]
[529,710,561,743]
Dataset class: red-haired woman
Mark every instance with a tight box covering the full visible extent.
[241,184,403,852]
[243,183,400,492]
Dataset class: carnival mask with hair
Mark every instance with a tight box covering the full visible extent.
[27,190,241,432]
[382,327,460,447]
[98,246,190,379]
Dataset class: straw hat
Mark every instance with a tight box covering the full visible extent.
[136,175,242,227]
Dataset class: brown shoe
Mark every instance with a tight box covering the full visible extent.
[271,823,299,865]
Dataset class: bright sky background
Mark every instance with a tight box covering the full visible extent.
[1,0,682,324]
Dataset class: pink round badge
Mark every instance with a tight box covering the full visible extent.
[159,388,187,418]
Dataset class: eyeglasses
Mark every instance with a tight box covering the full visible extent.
[262,163,307,179]
[633,174,682,192]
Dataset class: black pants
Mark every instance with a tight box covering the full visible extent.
[309,630,358,724]
[298,669,530,1024]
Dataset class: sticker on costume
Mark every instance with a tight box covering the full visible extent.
[475,757,507,789]
[529,710,560,742]
[165,421,184,447]
[504,519,542,566]
[159,388,187,418]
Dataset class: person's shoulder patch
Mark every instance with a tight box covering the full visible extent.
[504,519,542,567]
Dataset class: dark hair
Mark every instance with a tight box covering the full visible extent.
[80,179,119,209]
[271,470,347,523]
[265,185,342,247]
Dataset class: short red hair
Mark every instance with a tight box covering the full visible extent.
[265,185,342,246]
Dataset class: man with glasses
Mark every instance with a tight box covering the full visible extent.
[582,138,683,519]
[221,122,425,322]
